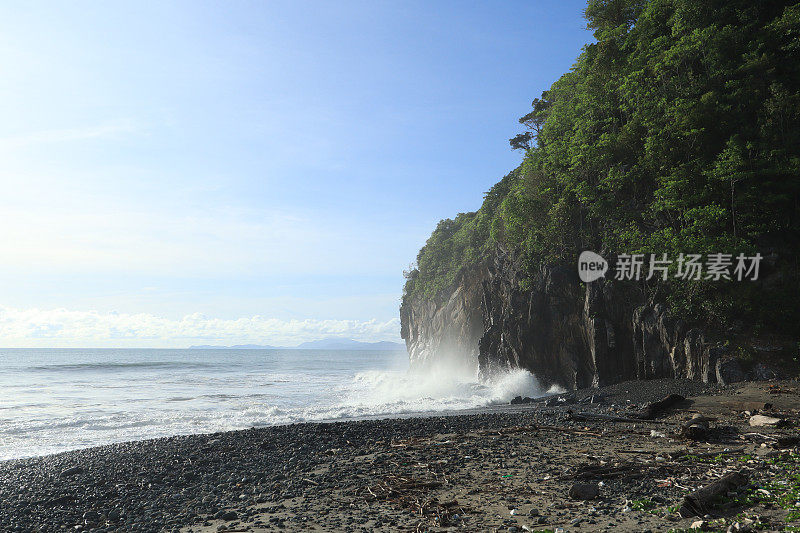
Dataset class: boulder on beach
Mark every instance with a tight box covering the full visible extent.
[568,482,599,500]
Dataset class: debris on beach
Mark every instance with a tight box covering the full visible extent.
[679,413,712,440]
[631,394,686,420]
[679,470,749,517]
[566,410,647,423]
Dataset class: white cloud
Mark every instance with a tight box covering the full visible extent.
[0,305,402,348]
[0,120,139,149]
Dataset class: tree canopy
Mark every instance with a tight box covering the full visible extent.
[404,0,800,335]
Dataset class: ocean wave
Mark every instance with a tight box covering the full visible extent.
[288,364,548,424]
[25,361,216,372]
[0,351,550,460]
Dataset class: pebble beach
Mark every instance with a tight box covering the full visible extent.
[2,379,800,532]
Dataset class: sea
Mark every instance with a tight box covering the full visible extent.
[0,348,550,461]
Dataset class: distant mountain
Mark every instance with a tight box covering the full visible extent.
[189,338,405,351]
[294,338,405,351]
[190,344,280,350]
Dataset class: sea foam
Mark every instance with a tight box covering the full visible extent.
[0,348,550,460]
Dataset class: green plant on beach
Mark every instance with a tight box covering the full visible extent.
[631,498,657,511]
[719,452,800,523]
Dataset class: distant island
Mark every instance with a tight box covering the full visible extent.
[190,337,405,351]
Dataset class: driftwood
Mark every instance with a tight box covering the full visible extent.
[679,470,749,517]
[536,424,603,437]
[743,433,800,448]
[670,448,745,461]
[569,462,639,480]
[478,424,603,437]
[631,394,686,420]
[566,410,672,424]
[773,435,800,448]
[678,414,712,440]
[567,457,687,481]
[567,411,642,423]
[726,401,773,412]
[359,473,466,529]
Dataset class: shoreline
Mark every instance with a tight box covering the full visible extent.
[2,379,798,532]
[0,377,718,465]
[0,399,576,465]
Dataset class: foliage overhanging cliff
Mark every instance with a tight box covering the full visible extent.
[404,0,800,336]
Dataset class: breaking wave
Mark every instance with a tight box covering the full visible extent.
[0,348,554,460]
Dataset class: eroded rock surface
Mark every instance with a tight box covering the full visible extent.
[401,249,720,389]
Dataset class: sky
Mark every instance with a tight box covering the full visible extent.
[0,0,593,347]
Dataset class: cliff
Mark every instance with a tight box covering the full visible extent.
[401,248,719,390]
[400,1,800,388]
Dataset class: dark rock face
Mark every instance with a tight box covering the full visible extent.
[400,249,717,390]
[752,362,781,381]
[716,357,747,385]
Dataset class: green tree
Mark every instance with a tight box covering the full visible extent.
[406,0,800,334]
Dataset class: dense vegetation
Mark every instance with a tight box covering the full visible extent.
[404,0,800,335]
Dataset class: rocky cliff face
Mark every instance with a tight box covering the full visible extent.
[400,249,718,390]
[400,267,487,371]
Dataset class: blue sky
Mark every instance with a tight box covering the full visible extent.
[0,1,593,347]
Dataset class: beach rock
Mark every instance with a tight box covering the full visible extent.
[544,396,575,406]
[568,482,599,500]
[727,519,755,532]
[510,396,535,405]
[60,466,84,478]
[749,414,784,427]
